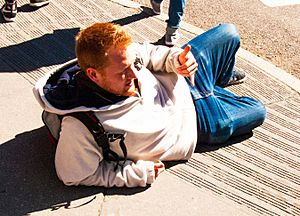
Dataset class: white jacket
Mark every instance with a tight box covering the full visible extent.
[33,42,197,187]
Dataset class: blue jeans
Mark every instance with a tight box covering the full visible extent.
[154,0,186,29]
[183,24,266,144]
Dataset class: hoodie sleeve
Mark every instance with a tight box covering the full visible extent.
[55,116,155,187]
[132,42,182,73]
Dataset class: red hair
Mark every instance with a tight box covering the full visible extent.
[75,22,132,71]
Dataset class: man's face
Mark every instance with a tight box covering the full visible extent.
[91,45,139,96]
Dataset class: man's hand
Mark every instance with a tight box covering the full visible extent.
[154,161,165,178]
[177,45,198,86]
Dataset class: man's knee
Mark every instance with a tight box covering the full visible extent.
[220,23,239,36]
[218,23,240,45]
[252,102,267,127]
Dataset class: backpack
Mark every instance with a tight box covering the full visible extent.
[42,110,127,170]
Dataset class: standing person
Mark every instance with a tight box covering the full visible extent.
[150,0,185,46]
[33,22,266,187]
[1,0,50,22]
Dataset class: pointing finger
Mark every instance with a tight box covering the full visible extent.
[179,44,191,64]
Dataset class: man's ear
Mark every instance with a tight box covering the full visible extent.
[85,68,100,83]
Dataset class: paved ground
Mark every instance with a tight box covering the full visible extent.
[133,0,300,79]
[0,0,300,216]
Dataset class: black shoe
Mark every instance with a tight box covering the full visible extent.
[226,69,246,86]
[165,27,180,46]
[1,0,17,22]
[29,0,50,7]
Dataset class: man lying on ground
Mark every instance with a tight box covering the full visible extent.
[33,22,266,187]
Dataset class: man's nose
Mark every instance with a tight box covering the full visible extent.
[127,67,137,79]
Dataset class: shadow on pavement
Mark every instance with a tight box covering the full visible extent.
[0,9,155,74]
[0,127,147,216]
[0,28,79,73]
[112,7,153,26]
[17,3,49,13]
[0,3,48,23]
[194,132,253,153]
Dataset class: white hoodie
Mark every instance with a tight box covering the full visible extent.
[33,42,197,187]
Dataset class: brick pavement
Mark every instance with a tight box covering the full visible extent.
[0,0,300,215]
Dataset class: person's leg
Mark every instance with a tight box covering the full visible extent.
[151,0,185,28]
[184,23,240,92]
[164,0,186,45]
[183,24,266,144]
[167,0,186,29]
[214,87,266,138]
[194,87,266,144]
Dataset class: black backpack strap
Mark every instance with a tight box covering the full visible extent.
[66,111,127,170]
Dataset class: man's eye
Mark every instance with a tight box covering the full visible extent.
[134,57,143,71]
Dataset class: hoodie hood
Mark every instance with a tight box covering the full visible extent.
[33,59,128,114]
